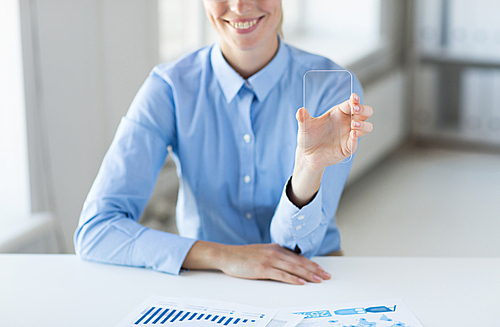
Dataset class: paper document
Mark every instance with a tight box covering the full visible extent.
[280,299,422,327]
[116,296,281,327]
[267,312,304,327]
[118,296,421,327]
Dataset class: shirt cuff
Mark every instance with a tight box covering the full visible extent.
[271,177,324,253]
[132,227,197,275]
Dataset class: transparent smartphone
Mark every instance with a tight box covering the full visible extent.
[302,70,354,165]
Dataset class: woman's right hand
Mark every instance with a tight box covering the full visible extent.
[182,241,330,285]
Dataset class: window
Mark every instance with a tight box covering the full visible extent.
[158,0,217,62]
[413,0,500,145]
[0,0,31,218]
[282,0,382,67]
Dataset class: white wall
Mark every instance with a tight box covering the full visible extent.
[31,0,159,252]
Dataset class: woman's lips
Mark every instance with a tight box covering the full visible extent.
[226,17,263,33]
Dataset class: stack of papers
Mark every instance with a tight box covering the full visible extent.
[117,296,422,327]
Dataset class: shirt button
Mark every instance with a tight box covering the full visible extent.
[295,225,303,231]
[245,213,252,220]
[297,215,305,220]
[244,175,251,183]
[243,134,251,143]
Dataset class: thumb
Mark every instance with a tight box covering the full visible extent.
[296,107,311,130]
[348,129,358,154]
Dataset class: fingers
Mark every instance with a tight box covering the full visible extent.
[352,103,373,120]
[335,93,373,121]
[220,243,332,285]
[334,93,359,115]
[273,258,323,284]
[347,130,359,154]
[273,247,331,283]
[351,120,373,137]
[266,268,307,285]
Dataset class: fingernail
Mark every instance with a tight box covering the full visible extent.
[313,274,322,282]
[354,105,360,112]
[298,278,306,284]
[354,94,359,102]
[352,121,360,127]
[323,271,331,278]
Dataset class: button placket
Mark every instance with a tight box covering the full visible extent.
[237,86,257,238]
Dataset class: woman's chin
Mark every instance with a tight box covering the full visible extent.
[228,32,277,53]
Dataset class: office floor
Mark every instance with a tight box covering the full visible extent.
[336,145,500,257]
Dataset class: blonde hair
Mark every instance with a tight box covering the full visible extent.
[277,8,283,38]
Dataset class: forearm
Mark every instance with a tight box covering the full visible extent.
[287,151,325,208]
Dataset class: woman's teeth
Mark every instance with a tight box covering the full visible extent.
[229,19,258,30]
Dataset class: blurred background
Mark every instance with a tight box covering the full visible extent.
[1,0,499,257]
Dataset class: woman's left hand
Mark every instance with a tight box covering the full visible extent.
[296,93,373,170]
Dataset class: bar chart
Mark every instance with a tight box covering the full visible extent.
[134,306,261,325]
[116,296,277,327]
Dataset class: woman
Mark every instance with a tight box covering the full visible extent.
[74,0,373,285]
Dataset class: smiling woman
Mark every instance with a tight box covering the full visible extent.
[75,0,373,285]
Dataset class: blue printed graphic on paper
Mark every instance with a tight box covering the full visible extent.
[293,310,333,319]
[334,308,366,315]
[334,305,396,316]
[356,318,377,326]
[380,314,392,321]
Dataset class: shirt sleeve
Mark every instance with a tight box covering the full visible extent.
[74,69,197,275]
[270,72,364,257]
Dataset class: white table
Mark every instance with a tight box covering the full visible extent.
[1,255,499,326]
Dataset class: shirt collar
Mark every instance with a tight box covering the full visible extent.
[211,36,289,103]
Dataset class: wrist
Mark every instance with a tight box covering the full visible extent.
[182,240,227,271]
[288,155,324,208]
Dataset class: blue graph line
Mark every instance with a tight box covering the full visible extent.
[153,309,169,324]
[179,312,190,322]
[144,308,162,324]
[170,311,184,323]
[161,309,176,324]
[135,307,156,325]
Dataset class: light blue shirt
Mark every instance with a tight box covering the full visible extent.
[74,39,363,275]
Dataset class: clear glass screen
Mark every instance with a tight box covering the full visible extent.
[301,70,354,166]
